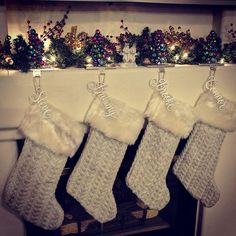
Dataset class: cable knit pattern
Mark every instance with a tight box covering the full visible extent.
[3,105,86,229]
[173,122,225,207]
[126,122,179,210]
[126,93,196,210]
[173,92,236,207]
[67,129,127,223]
[67,97,144,223]
[3,139,67,229]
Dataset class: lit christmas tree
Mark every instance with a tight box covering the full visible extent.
[196,30,221,64]
[86,29,117,67]
[45,37,75,68]
[165,26,196,64]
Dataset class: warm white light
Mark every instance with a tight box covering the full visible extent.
[170,45,175,51]
[42,56,47,61]
[50,55,56,62]
[182,52,189,59]
[174,54,180,61]
[220,58,225,64]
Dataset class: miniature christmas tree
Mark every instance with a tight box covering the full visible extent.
[45,37,75,68]
[86,29,117,67]
[27,22,45,68]
[12,35,31,72]
[149,29,168,64]
[136,27,151,65]
[197,30,222,64]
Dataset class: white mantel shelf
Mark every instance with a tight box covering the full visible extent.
[0,65,236,236]
[0,65,236,138]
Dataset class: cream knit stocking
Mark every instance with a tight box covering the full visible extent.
[126,92,196,210]
[67,97,144,223]
[3,104,86,229]
[173,92,236,207]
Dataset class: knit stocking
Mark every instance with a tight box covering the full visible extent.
[173,92,236,207]
[126,92,196,210]
[3,104,86,229]
[67,97,144,223]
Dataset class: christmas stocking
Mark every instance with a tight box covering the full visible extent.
[3,104,86,229]
[67,97,144,223]
[173,91,236,207]
[126,92,196,210]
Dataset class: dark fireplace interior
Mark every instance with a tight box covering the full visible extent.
[17,125,198,236]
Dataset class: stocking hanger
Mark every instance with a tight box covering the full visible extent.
[149,67,174,111]
[203,65,225,110]
[30,69,51,118]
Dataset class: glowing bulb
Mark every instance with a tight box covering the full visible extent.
[174,54,180,61]
[50,55,56,62]
[107,56,111,62]
[220,58,225,64]
[170,45,175,51]
[182,52,189,59]
[42,56,47,61]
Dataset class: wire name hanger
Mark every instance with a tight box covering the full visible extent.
[149,67,174,111]
[29,69,51,118]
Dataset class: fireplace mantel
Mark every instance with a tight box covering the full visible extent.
[0,65,236,236]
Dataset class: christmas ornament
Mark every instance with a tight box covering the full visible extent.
[164,26,196,64]
[3,100,86,229]
[12,35,31,72]
[196,30,222,64]
[173,91,236,207]
[67,96,144,223]
[126,91,196,210]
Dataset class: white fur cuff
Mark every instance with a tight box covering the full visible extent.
[20,104,87,157]
[85,97,144,144]
[195,92,236,132]
[145,92,196,138]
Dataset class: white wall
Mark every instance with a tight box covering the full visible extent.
[0,6,7,42]
[6,2,213,44]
